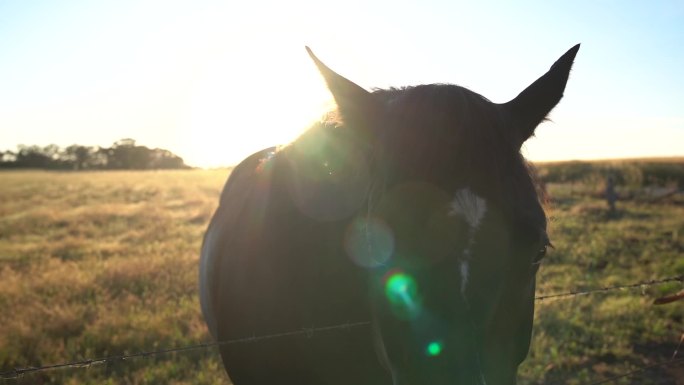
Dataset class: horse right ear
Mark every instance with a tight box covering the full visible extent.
[503,44,580,148]
[306,47,381,131]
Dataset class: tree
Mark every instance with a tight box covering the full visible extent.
[15,145,52,168]
[0,139,188,170]
[64,145,95,170]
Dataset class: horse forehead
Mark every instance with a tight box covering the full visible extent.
[448,188,488,230]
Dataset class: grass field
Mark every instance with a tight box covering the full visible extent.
[0,164,682,384]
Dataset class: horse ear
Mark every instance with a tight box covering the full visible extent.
[306,47,380,128]
[504,44,580,148]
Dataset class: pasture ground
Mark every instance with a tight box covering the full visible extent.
[0,164,682,384]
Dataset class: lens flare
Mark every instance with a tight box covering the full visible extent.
[344,217,394,268]
[426,341,443,357]
[383,270,421,319]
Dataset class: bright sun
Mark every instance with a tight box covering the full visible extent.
[178,45,334,168]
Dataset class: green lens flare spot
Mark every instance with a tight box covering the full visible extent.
[385,273,416,304]
[426,341,443,357]
[383,271,421,319]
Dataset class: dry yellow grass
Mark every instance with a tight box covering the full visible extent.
[0,169,230,384]
[1,167,682,384]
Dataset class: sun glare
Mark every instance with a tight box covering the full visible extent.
[177,44,334,168]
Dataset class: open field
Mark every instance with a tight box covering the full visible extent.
[1,163,683,384]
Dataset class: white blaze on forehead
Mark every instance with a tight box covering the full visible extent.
[448,188,487,230]
[459,260,469,295]
[449,188,487,295]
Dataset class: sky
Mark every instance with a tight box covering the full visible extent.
[0,0,682,167]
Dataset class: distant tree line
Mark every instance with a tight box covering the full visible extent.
[535,160,684,189]
[0,139,189,170]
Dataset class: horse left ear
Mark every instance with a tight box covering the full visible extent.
[306,47,380,130]
[503,44,580,148]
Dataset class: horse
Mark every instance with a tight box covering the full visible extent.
[199,44,579,385]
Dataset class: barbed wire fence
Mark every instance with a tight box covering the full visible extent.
[1,275,682,384]
[534,275,683,301]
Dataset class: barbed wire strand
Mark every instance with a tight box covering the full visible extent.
[0,321,370,379]
[1,275,682,380]
[584,357,684,385]
[535,275,682,301]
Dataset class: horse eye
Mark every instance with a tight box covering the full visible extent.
[537,245,547,258]
[532,243,550,265]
